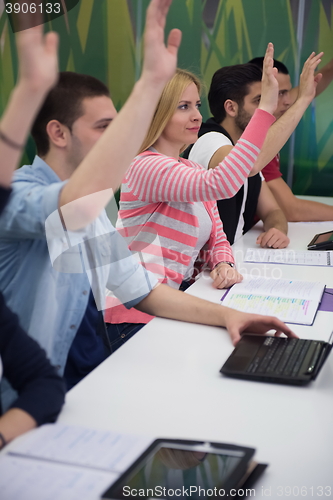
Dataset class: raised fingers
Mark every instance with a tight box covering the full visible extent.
[262,43,274,75]
[302,51,323,74]
[146,0,173,28]
[167,29,182,56]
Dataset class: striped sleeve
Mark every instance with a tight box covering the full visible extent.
[126,109,275,203]
[209,203,234,268]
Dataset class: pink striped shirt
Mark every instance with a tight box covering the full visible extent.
[105,109,275,324]
[122,109,275,204]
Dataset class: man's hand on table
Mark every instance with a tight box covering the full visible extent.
[256,228,290,248]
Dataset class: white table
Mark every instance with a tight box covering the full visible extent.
[58,218,333,497]
[297,195,333,205]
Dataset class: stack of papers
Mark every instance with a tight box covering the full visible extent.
[244,248,333,266]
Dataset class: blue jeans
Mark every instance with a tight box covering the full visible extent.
[106,322,145,353]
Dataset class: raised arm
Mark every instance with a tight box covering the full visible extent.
[207,41,279,173]
[250,51,323,174]
[125,108,275,203]
[61,37,276,231]
[0,26,58,188]
[313,56,333,96]
[209,52,323,175]
[59,0,182,229]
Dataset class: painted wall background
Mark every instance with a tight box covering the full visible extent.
[0,0,332,196]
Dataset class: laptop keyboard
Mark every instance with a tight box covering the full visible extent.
[246,338,314,377]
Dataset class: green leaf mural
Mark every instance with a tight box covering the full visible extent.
[293,0,333,196]
[0,0,332,195]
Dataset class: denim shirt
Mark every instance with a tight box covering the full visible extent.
[0,156,157,374]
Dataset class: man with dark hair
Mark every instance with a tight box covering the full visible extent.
[248,56,333,222]
[31,72,111,157]
[188,63,289,247]
[250,57,288,73]
[249,58,293,121]
[208,63,264,124]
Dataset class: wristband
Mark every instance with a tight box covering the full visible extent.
[0,432,7,450]
[0,129,25,150]
[218,261,235,268]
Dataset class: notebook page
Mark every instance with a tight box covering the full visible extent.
[221,276,324,325]
[244,248,333,266]
[222,291,318,325]
[224,276,325,300]
[8,423,153,473]
[0,454,117,500]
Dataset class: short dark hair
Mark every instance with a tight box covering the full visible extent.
[208,63,262,123]
[32,72,110,156]
[248,57,289,75]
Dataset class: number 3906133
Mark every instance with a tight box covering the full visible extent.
[5,2,61,14]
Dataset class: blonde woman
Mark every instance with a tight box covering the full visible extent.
[106,44,278,335]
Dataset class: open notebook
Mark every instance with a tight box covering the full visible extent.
[0,424,153,500]
[221,276,325,325]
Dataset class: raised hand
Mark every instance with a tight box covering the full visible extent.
[258,42,279,116]
[0,17,58,187]
[142,0,182,86]
[298,51,323,104]
[16,25,58,94]
[224,309,297,346]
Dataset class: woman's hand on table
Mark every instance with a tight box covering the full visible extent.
[210,263,243,289]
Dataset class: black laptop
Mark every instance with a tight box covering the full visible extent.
[220,334,333,385]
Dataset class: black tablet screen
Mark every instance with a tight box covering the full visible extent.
[107,445,244,499]
[315,231,333,244]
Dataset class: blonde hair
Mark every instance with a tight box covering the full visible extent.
[139,69,201,154]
